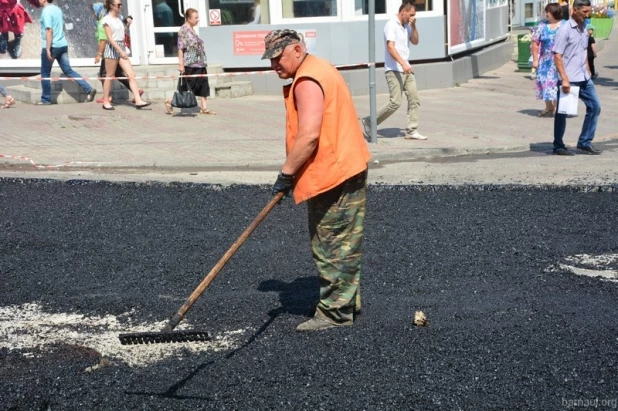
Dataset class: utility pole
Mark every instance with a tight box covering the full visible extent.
[368,0,377,144]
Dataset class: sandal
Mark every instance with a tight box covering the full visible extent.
[1,95,15,109]
[164,100,173,115]
[199,108,216,115]
[135,101,151,109]
[96,96,112,104]
[537,109,553,118]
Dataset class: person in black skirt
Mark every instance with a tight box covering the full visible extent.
[92,3,143,104]
[587,25,598,79]
[165,8,215,115]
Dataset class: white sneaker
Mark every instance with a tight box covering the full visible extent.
[404,131,427,140]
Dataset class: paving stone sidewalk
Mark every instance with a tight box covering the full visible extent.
[1,35,616,174]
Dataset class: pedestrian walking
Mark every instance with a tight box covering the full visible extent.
[0,84,16,108]
[561,0,570,19]
[123,14,132,52]
[0,0,32,59]
[263,29,371,332]
[101,0,150,110]
[586,25,598,79]
[552,0,601,155]
[531,3,564,117]
[164,8,214,115]
[362,1,426,140]
[91,2,142,104]
[36,0,96,105]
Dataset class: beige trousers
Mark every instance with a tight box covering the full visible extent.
[375,70,420,135]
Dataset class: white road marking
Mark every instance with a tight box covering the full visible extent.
[548,253,618,283]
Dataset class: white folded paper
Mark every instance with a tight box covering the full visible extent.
[557,85,580,116]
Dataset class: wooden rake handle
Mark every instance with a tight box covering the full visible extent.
[163,192,285,332]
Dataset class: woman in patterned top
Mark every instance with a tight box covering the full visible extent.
[531,3,564,117]
[165,8,214,115]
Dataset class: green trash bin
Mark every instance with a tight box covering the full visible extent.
[517,34,533,72]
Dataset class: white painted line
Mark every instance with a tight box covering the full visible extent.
[559,264,618,282]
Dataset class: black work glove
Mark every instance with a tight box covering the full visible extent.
[272,170,294,197]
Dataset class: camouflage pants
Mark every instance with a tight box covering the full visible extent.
[307,170,367,325]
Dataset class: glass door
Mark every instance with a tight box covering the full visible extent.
[144,0,206,64]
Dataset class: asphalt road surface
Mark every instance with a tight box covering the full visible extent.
[1,180,617,410]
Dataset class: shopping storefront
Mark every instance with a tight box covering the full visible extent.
[203,0,509,68]
[511,0,551,27]
[0,0,509,71]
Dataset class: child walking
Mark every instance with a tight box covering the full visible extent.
[587,25,598,79]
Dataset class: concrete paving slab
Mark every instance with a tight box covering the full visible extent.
[1,34,616,186]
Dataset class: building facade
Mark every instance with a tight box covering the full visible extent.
[0,0,512,72]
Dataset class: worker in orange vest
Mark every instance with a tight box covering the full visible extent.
[263,29,371,332]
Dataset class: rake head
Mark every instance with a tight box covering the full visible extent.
[118,330,211,345]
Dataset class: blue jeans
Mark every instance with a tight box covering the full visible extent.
[553,79,601,151]
[40,46,92,103]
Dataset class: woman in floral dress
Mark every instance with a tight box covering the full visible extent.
[531,3,565,117]
[165,8,214,115]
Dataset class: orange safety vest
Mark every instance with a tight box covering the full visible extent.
[284,54,371,204]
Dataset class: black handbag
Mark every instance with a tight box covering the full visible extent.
[171,76,198,109]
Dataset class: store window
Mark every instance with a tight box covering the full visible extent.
[151,0,184,57]
[282,0,338,18]
[354,0,386,15]
[412,0,433,12]
[153,0,184,27]
[209,0,270,24]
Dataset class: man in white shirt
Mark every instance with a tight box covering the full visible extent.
[362,1,426,140]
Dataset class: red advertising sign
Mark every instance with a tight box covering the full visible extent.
[233,31,271,56]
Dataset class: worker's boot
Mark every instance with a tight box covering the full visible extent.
[296,316,343,332]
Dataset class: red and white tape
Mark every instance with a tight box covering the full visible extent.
[0,154,101,169]
[0,61,377,169]
[0,62,375,82]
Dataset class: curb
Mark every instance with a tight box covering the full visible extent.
[370,145,534,163]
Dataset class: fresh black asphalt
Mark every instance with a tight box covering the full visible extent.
[1,180,617,410]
